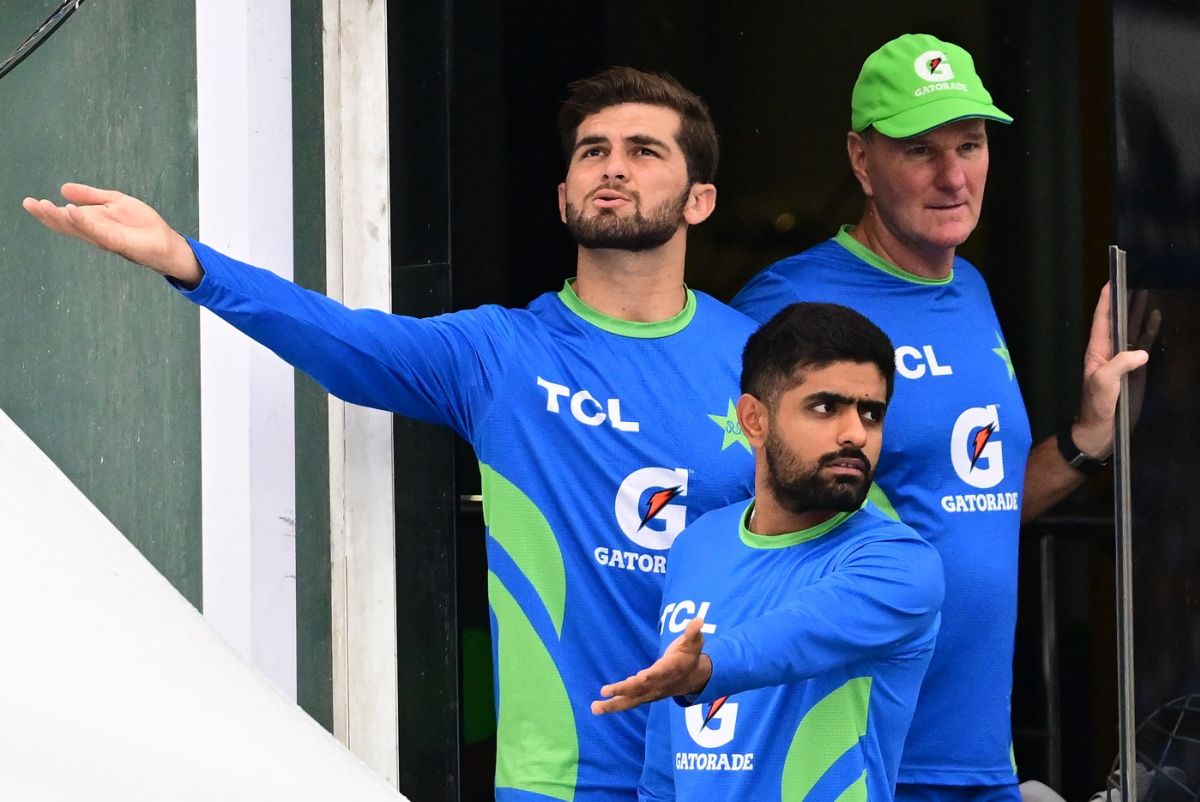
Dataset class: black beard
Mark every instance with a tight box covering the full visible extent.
[565,185,690,252]
[764,431,873,516]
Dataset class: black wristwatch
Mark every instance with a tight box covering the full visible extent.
[1056,427,1110,476]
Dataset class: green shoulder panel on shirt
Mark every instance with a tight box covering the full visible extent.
[489,571,578,801]
[780,676,873,802]
[481,462,567,637]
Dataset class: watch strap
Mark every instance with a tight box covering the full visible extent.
[1056,427,1110,476]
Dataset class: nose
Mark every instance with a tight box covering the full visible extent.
[838,409,868,448]
[933,151,967,192]
[602,151,629,182]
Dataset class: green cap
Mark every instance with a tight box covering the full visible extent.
[851,33,1012,138]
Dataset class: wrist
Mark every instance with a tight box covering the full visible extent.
[164,232,204,287]
[1070,419,1113,461]
[689,653,713,696]
[1059,423,1111,476]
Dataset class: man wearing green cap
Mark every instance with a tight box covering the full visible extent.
[732,33,1151,802]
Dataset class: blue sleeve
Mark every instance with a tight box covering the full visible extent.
[696,533,944,703]
[729,269,804,324]
[175,238,512,442]
[638,699,676,802]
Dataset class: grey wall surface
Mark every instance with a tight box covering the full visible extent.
[0,1,201,604]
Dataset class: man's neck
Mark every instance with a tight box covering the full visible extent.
[852,209,955,281]
[572,232,689,322]
[748,484,838,536]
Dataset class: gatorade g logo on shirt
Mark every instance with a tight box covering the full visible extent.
[914,50,954,81]
[684,698,739,748]
[614,467,689,550]
[950,404,1004,489]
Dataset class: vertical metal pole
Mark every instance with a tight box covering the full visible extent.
[1039,535,1063,790]
[1111,245,1137,802]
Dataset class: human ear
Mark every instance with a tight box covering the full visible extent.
[846,131,873,197]
[682,183,717,225]
[736,393,767,449]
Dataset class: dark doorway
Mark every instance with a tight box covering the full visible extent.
[381,1,1127,799]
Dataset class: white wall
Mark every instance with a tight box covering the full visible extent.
[0,408,406,801]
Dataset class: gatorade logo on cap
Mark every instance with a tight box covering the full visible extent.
[914,51,954,82]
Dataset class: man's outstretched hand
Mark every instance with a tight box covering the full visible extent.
[23,183,202,286]
[592,616,713,715]
[1074,282,1161,456]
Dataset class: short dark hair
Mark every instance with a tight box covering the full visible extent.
[558,66,719,185]
[741,303,896,408]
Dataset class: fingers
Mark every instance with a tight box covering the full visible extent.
[1104,348,1150,379]
[591,694,644,715]
[60,182,124,205]
[1084,283,1113,357]
[681,615,705,647]
[593,669,661,716]
[599,672,644,700]
[22,197,79,238]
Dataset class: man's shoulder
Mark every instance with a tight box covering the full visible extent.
[751,237,850,285]
[844,503,937,554]
[949,255,989,288]
[669,499,751,559]
[690,290,758,325]
[731,237,860,320]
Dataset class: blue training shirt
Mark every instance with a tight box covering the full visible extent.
[731,227,1032,786]
[178,240,757,801]
[639,500,943,801]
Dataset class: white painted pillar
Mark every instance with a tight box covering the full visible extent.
[195,0,298,699]
[322,0,400,786]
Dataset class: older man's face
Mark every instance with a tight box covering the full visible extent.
[855,118,989,254]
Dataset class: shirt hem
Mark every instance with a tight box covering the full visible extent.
[897,768,1019,786]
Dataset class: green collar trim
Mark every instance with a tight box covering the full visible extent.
[835,225,953,286]
[558,279,696,338]
[738,500,857,549]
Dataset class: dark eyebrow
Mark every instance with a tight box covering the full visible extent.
[806,391,887,418]
[627,134,671,151]
[574,134,610,154]
[574,133,672,155]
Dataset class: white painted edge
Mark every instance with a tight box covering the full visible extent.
[196,0,299,699]
[323,0,400,785]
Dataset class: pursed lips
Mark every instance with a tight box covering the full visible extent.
[589,186,634,207]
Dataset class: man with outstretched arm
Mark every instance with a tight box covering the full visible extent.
[24,67,757,802]
[730,34,1158,802]
[594,303,945,802]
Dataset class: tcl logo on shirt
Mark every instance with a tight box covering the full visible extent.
[894,345,953,380]
[537,376,640,432]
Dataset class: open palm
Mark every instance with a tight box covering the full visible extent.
[22,183,200,283]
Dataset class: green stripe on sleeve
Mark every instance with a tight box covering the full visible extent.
[490,571,578,801]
